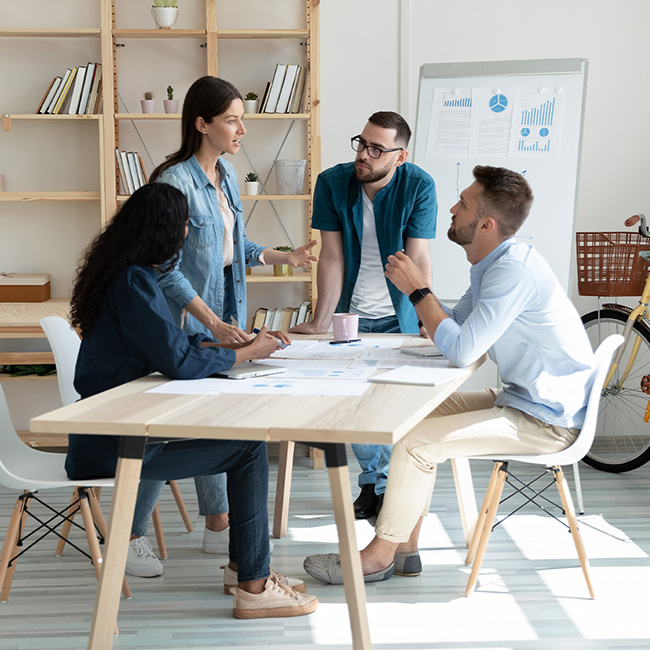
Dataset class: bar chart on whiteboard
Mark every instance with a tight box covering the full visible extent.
[509,88,566,158]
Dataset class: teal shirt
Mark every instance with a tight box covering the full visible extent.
[311,162,437,333]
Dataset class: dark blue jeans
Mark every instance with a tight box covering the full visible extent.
[352,314,401,493]
[139,438,270,583]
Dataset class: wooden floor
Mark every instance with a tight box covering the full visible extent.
[1,447,649,649]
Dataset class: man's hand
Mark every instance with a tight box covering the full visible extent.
[289,320,328,335]
[268,330,291,346]
[384,250,426,296]
[287,239,319,268]
[245,327,281,360]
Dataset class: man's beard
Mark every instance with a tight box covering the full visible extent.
[354,159,393,184]
[448,216,480,246]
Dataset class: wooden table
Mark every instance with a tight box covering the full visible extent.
[30,337,484,650]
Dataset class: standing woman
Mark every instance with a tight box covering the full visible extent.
[134,76,318,564]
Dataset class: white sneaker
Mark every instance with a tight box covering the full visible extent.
[202,527,274,555]
[125,536,163,577]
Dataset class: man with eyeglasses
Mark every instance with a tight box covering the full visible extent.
[290,111,437,520]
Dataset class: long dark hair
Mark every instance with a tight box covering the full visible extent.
[149,76,242,183]
[70,183,189,336]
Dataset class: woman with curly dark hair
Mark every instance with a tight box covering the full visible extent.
[65,183,318,619]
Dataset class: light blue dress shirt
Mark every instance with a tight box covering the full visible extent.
[435,239,595,429]
[156,156,266,338]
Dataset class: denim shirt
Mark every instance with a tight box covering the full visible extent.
[435,239,596,429]
[312,162,437,333]
[156,156,266,338]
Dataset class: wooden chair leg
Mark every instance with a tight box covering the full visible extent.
[88,489,132,600]
[465,462,507,596]
[273,440,295,538]
[0,493,31,603]
[554,466,595,598]
[310,446,324,469]
[168,480,194,533]
[55,487,79,556]
[152,504,168,560]
[451,458,478,548]
[465,463,501,565]
[78,490,119,636]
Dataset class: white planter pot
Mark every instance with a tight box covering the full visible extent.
[151,6,179,29]
[245,181,260,196]
[140,99,156,113]
[163,99,179,114]
[243,99,259,114]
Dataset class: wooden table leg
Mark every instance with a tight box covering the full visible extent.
[273,440,295,538]
[451,458,478,548]
[87,437,145,650]
[323,443,372,650]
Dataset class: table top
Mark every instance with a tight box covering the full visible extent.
[30,335,484,446]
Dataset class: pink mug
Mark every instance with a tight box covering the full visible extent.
[332,313,359,341]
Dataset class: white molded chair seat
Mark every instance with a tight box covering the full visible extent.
[0,384,131,602]
[464,334,624,599]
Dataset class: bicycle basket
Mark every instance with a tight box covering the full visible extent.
[576,231,650,296]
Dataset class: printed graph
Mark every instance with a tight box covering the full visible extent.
[510,90,564,158]
[520,97,556,126]
[443,96,471,108]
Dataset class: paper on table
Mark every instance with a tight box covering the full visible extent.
[220,378,371,396]
[359,337,404,349]
[257,357,374,379]
[368,365,469,386]
[146,378,232,396]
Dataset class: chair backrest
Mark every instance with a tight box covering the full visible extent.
[507,333,624,466]
[39,316,81,406]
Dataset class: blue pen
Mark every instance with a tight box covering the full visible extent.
[253,328,287,349]
[330,338,361,345]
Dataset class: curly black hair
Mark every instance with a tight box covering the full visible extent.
[70,183,189,337]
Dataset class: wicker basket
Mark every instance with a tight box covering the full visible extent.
[576,232,650,296]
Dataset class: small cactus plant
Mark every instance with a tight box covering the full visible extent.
[245,91,259,101]
[144,91,153,100]
[167,85,174,100]
[244,172,259,183]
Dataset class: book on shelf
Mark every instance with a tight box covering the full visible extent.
[85,64,102,114]
[251,307,268,333]
[263,63,288,113]
[280,306,294,332]
[258,81,272,113]
[92,79,103,115]
[275,64,300,114]
[296,299,311,325]
[115,149,129,195]
[291,66,307,113]
[51,67,76,114]
[126,152,143,192]
[77,62,95,115]
[36,76,61,114]
[137,154,148,184]
[44,68,71,114]
[66,65,86,114]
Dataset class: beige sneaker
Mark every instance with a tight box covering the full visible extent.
[222,564,306,594]
[232,577,318,619]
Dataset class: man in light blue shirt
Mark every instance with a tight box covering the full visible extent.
[304,165,596,584]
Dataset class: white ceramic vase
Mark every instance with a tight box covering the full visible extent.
[163,99,179,114]
[245,181,260,196]
[243,99,259,114]
[140,99,156,113]
[151,6,179,29]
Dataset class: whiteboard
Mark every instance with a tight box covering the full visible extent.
[413,59,588,300]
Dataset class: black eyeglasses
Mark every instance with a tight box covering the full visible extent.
[350,135,403,159]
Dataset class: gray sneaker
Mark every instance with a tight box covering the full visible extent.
[303,553,393,585]
[393,552,422,576]
[125,536,163,578]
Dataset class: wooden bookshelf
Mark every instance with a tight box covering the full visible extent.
[0,191,100,202]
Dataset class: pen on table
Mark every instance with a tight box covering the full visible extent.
[329,338,361,345]
[252,328,287,349]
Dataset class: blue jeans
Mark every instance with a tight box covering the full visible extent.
[351,314,401,495]
[133,438,269,583]
[131,473,228,536]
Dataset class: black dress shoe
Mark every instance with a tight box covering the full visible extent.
[353,484,379,519]
[374,493,384,519]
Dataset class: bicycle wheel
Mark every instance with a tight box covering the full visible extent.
[582,308,650,472]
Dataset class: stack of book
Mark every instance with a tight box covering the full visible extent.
[115,150,148,196]
[250,300,312,333]
[259,64,307,114]
[35,63,103,115]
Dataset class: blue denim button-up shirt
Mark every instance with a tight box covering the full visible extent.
[311,162,437,333]
[156,156,266,337]
[436,239,596,429]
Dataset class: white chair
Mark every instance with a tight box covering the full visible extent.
[464,334,624,599]
[38,316,194,559]
[0,383,131,603]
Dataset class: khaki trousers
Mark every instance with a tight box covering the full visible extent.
[375,389,578,544]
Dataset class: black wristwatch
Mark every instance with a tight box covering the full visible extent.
[408,287,432,305]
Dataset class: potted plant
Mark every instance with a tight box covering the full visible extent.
[141,91,155,113]
[163,85,179,113]
[244,171,260,196]
[151,0,179,29]
[273,245,294,277]
[243,91,259,114]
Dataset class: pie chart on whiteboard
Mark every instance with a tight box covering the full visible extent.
[489,94,508,112]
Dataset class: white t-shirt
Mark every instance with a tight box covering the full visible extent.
[349,189,395,319]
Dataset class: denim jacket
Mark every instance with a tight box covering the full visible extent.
[156,156,266,338]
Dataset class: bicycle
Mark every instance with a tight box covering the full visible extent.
[577,215,650,472]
